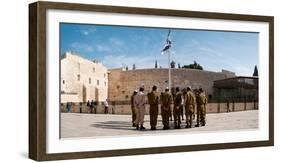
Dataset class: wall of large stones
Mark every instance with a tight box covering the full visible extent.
[108,68,231,102]
[61,94,80,103]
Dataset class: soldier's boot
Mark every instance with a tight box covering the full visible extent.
[140,125,146,130]
[132,123,136,127]
[151,126,156,130]
[136,125,139,130]
[195,124,200,127]
[202,121,206,126]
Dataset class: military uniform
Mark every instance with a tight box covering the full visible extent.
[147,91,159,129]
[185,91,195,128]
[196,92,207,126]
[173,92,182,128]
[160,92,172,129]
[130,94,137,126]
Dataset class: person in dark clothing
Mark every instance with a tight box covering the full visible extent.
[87,100,90,113]
[94,101,98,114]
[79,102,83,113]
[90,100,95,114]
[104,99,109,114]
[66,102,72,113]
[173,87,182,129]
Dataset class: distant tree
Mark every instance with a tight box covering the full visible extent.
[155,60,158,68]
[170,61,176,68]
[132,64,136,70]
[178,63,181,69]
[125,66,129,71]
[182,61,203,70]
[253,65,258,76]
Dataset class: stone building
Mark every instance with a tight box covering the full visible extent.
[61,52,108,103]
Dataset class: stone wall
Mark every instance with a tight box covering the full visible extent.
[108,68,235,102]
[61,101,258,114]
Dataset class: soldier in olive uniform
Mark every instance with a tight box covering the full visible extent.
[130,90,138,127]
[147,86,159,130]
[160,87,172,130]
[195,88,208,127]
[184,87,195,128]
[173,87,182,129]
[170,87,176,121]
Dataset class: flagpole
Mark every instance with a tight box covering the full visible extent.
[168,50,171,93]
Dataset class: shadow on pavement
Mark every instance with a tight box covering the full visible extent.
[91,121,136,130]
[91,120,198,131]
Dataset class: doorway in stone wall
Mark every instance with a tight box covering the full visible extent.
[82,85,86,102]
[95,87,99,102]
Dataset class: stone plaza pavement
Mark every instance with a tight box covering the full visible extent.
[61,110,258,138]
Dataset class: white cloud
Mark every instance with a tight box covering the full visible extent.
[101,54,164,69]
[109,37,124,46]
[76,27,96,36]
[71,42,94,52]
[198,47,223,57]
[96,44,111,52]
[95,37,126,53]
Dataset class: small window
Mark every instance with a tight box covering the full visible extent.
[89,78,91,84]
[77,74,80,81]
[104,82,106,86]
[104,73,106,77]
[93,67,95,72]
[62,80,65,84]
[125,95,129,99]
[97,80,99,85]
[117,85,120,89]
[122,91,125,94]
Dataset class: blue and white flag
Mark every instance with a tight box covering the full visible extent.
[161,30,172,55]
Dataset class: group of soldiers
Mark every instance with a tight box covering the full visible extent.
[131,86,208,130]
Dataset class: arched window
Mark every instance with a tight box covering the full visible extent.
[89,78,91,84]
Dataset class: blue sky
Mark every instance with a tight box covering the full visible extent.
[60,23,259,76]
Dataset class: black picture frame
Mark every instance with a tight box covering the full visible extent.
[29,1,274,161]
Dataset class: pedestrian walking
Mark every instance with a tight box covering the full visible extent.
[79,102,82,113]
[104,99,109,114]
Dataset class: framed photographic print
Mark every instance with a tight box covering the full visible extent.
[29,1,274,161]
